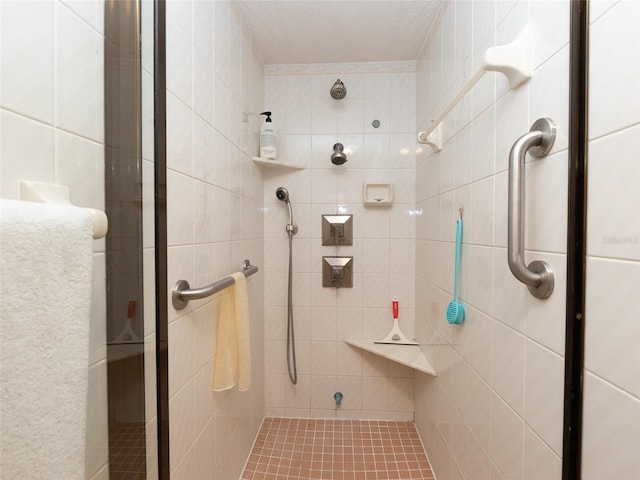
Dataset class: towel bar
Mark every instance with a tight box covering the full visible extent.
[172,259,259,310]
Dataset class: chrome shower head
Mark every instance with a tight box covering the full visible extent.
[331,143,347,166]
[330,79,347,100]
[275,187,298,235]
[275,187,290,203]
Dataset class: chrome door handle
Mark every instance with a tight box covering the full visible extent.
[507,118,556,299]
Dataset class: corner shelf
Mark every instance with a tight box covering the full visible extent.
[252,157,305,170]
[344,338,436,376]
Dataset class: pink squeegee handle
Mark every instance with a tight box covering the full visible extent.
[392,298,399,319]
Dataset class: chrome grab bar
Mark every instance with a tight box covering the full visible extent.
[172,259,259,310]
[507,118,556,299]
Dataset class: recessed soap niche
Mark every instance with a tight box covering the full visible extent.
[363,183,393,206]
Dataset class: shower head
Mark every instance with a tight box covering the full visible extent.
[275,187,298,235]
[275,187,290,203]
[331,143,348,166]
[330,79,347,100]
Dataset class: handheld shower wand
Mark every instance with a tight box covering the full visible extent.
[276,187,298,384]
[275,187,298,235]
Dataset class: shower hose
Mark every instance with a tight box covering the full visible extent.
[286,229,297,385]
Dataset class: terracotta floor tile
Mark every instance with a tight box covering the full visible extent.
[243,418,434,480]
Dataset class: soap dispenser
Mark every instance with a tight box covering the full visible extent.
[259,111,277,159]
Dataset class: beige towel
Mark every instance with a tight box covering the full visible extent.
[213,272,251,391]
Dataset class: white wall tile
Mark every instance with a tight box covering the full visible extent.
[310,307,337,341]
[285,374,311,409]
[166,7,192,106]
[310,341,337,376]
[524,341,564,455]
[491,321,525,416]
[531,1,569,69]
[192,416,216,480]
[0,110,54,199]
[167,93,194,176]
[589,0,622,23]
[461,245,493,315]
[363,133,390,169]
[193,114,214,183]
[194,54,214,126]
[524,426,561,480]
[89,253,107,365]
[589,0,640,139]
[312,97,339,134]
[362,376,388,411]
[85,361,109,479]
[585,257,640,397]
[0,1,54,123]
[169,381,197,470]
[495,86,529,174]
[338,97,364,134]
[525,150,568,254]
[471,177,494,246]
[309,375,336,410]
[582,372,640,479]
[530,47,570,155]
[213,74,230,139]
[55,3,104,142]
[169,312,197,397]
[388,376,413,412]
[491,394,524,480]
[587,125,640,261]
[457,307,493,384]
[167,170,194,246]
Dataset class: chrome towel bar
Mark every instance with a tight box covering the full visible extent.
[172,259,259,310]
[507,118,556,299]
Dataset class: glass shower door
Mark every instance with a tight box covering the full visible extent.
[581,1,640,478]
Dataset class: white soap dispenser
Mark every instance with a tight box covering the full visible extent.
[259,111,277,159]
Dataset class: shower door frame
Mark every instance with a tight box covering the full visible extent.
[563,1,589,479]
[145,1,591,479]
[152,0,170,478]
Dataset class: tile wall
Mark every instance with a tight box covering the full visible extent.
[0,1,108,479]
[263,62,418,421]
[413,1,570,479]
[164,1,266,478]
[582,1,640,478]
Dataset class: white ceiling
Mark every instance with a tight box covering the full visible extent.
[232,1,443,65]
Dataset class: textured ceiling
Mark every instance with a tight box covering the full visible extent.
[232,1,443,65]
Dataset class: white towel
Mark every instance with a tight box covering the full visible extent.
[212,272,251,391]
[0,199,93,479]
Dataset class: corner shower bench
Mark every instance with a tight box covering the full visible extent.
[344,339,437,376]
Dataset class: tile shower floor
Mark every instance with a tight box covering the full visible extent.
[242,418,434,480]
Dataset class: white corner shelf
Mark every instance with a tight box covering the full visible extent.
[252,157,305,170]
[344,338,436,376]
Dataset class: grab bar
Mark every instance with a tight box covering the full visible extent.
[507,118,556,299]
[172,259,259,310]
